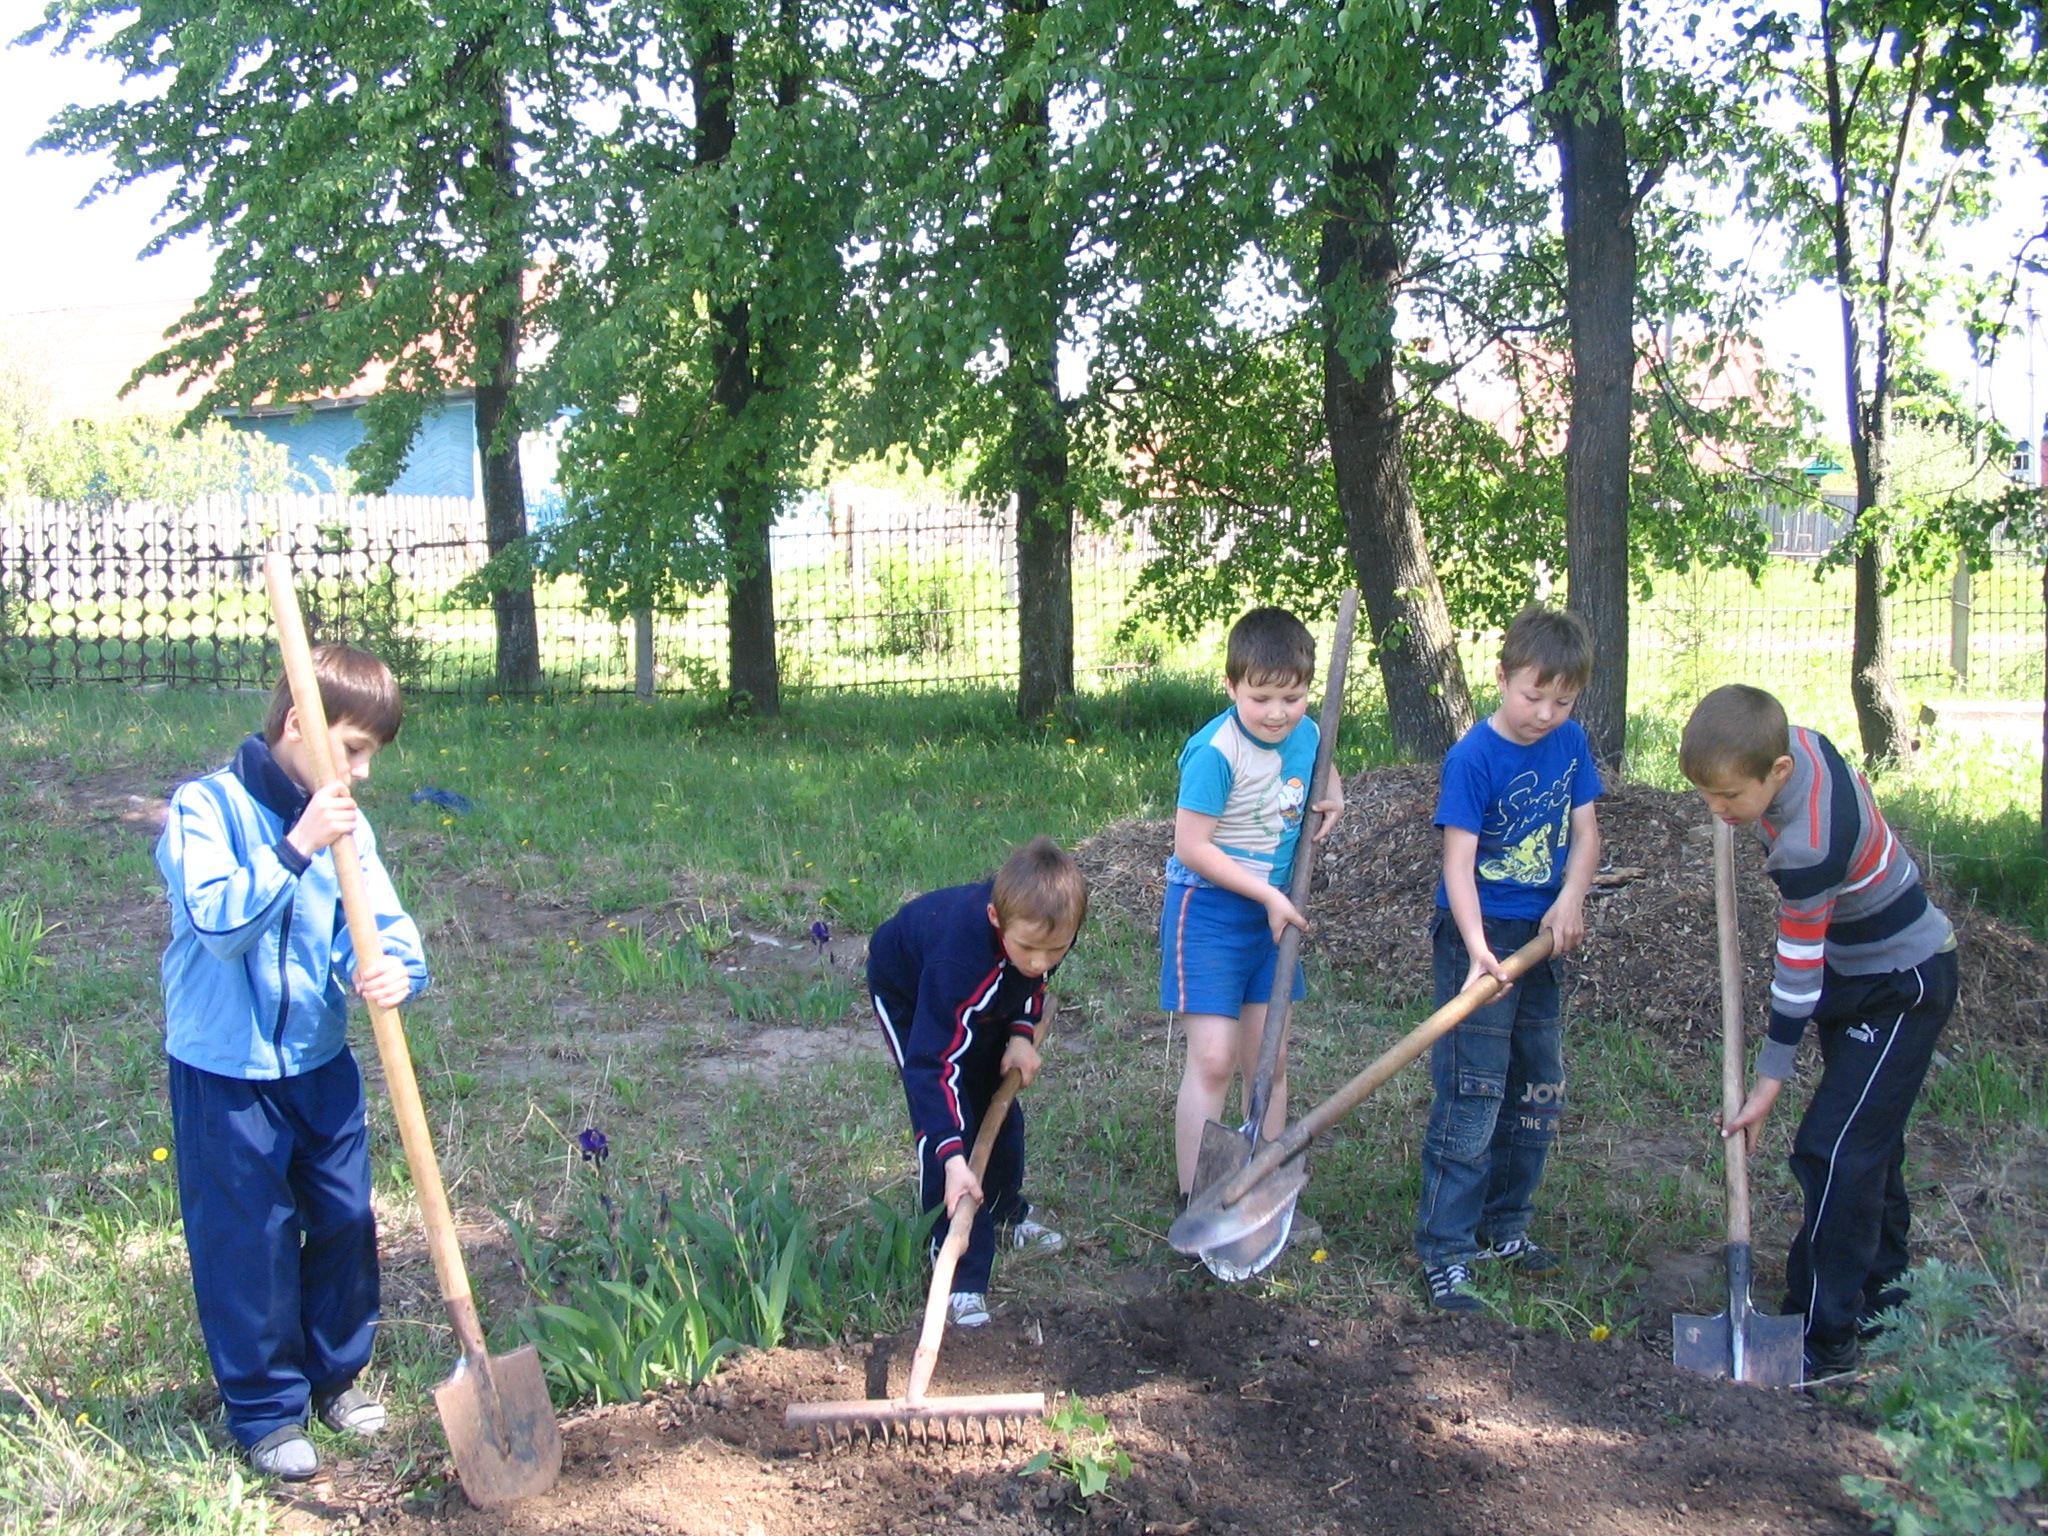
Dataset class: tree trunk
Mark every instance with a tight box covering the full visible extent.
[721,488,781,715]
[634,607,654,699]
[1000,0,1074,721]
[1842,304,1911,764]
[475,69,540,694]
[694,26,781,715]
[1532,0,1635,770]
[1319,150,1473,760]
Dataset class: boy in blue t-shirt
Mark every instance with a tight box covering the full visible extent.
[1416,606,1602,1312]
[1162,608,1345,1204]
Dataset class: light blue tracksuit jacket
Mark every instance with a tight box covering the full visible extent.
[155,735,428,1080]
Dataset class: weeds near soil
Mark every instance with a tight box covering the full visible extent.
[596,927,712,993]
[1024,1394,1132,1500]
[0,895,52,992]
[1842,1260,2047,1536]
[503,1165,933,1405]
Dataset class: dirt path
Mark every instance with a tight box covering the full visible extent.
[287,1291,1884,1535]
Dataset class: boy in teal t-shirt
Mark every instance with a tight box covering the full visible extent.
[1161,607,1344,1205]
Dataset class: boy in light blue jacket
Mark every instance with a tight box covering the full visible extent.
[155,644,427,1481]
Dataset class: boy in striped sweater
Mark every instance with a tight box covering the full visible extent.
[1682,685,1958,1377]
[868,837,1087,1327]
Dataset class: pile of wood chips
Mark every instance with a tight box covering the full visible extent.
[1077,764,2048,1053]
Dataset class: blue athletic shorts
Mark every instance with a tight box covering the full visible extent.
[1158,882,1307,1016]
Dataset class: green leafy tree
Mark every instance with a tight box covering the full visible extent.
[543,0,860,716]
[27,0,593,690]
[843,0,1125,722]
[1740,0,2010,763]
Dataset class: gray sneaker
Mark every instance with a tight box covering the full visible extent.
[247,1425,319,1481]
[314,1386,387,1437]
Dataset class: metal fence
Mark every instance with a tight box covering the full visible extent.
[0,492,2040,719]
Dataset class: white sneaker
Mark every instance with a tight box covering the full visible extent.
[1008,1219,1064,1253]
[949,1291,991,1327]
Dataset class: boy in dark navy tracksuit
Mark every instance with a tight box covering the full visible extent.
[1684,684,1957,1378]
[868,837,1088,1326]
[155,645,427,1480]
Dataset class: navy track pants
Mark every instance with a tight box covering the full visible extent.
[168,1049,379,1448]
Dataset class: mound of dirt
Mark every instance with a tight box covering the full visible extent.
[352,1292,1887,1535]
[1077,766,2048,1050]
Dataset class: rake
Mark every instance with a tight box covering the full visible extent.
[786,1013,1053,1447]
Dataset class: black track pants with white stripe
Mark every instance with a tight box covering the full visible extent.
[1781,948,1958,1349]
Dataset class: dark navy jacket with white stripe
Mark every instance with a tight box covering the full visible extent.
[868,881,1050,1164]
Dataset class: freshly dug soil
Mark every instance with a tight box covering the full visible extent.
[1076,765,2048,1050]
[346,1292,1887,1535]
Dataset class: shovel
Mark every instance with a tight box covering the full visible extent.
[265,554,562,1505]
[1673,818,1805,1386]
[1183,589,1359,1281]
[1172,931,1556,1260]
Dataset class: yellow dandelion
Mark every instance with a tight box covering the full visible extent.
[74,1411,89,1426]
[1066,737,1077,744]
[151,1147,169,1162]
[441,817,453,826]
[1590,1325,1611,1342]
[1311,1249,1328,1263]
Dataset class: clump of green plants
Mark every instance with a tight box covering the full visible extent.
[1024,1395,1132,1500]
[1841,1259,2046,1536]
[595,926,711,993]
[0,896,52,992]
[503,1164,932,1406]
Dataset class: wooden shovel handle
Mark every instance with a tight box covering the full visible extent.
[1218,932,1557,1207]
[264,554,490,1370]
[1243,589,1359,1129]
[904,1003,1053,1406]
[1713,819,1752,1246]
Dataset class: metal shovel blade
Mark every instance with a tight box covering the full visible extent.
[432,1344,563,1508]
[1672,1243,1806,1387]
[1170,1145,1309,1261]
[1187,1123,1303,1279]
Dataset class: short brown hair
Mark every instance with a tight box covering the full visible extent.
[1680,684,1789,784]
[1226,607,1315,686]
[1499,606,1594,689]
[265,644,404,746]
[991,836,1089,934]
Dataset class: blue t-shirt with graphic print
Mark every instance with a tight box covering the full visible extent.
[1164,706,1320,890]
[1433,717,1603,921]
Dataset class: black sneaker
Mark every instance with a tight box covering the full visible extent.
[1480,1236,1562,1277]
[1424,1261,1485,1313]
[1804,1334,1862,1379]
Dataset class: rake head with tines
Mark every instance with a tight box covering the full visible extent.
[783,1036,1054,1451]
[785,1391,1046,1448]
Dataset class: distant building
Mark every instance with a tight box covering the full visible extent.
[3,298,552,501]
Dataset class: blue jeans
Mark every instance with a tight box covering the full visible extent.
[1415,912,1564,1266]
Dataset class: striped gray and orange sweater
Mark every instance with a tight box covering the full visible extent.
[1751,726,1953,1081]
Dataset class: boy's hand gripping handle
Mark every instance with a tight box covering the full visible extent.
[264,554,493,1376]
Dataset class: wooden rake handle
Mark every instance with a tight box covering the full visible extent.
[263,554,491,1372]
[903,1002,1054,1406]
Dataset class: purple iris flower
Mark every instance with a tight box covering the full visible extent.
[577,1127,609,1165]
[811,921,831,948]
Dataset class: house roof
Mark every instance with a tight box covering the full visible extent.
[3,297,208,419]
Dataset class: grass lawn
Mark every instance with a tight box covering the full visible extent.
[0,678,2041,1531]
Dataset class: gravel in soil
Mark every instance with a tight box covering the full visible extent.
[311,1291,1884,1535]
